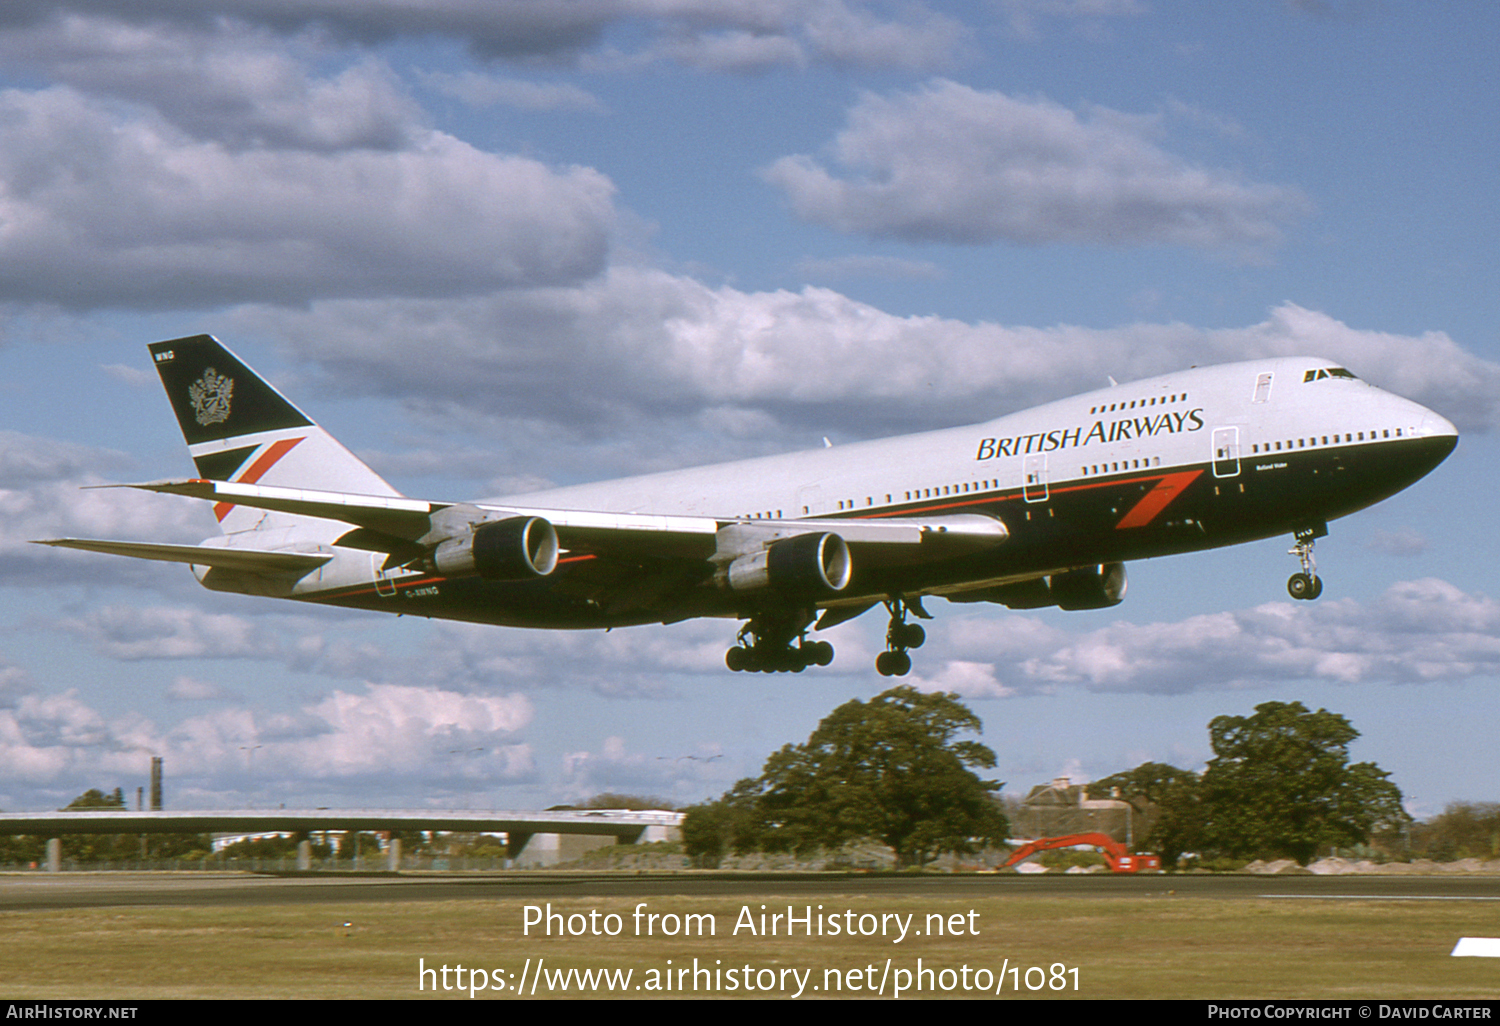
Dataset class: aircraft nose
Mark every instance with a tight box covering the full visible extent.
[1417,409,1458,441]
[1409,407,1459,474]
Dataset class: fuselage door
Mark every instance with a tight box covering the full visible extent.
[1212,426,1241,478]
[372,553,399,596]
[1023,454,1049,502]
[1252,372,1273,404]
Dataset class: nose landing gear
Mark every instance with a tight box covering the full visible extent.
[1287,523,1327,600]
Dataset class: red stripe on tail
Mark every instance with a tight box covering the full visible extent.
[213,436,305,521]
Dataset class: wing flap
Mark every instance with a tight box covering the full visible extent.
[33,538,331,573]
[100,479,1007,565]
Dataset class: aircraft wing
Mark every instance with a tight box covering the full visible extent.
[32,538,331,573]
[104,478,1008,563]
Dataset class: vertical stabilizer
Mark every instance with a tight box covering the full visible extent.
[149,334,401,537]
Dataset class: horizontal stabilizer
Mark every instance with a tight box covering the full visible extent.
[33,538,331,573]
[100,479,438,540]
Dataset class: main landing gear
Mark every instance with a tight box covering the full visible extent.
[725,610,834,673]
[1287,523,1327,600]
[875,595,931,677]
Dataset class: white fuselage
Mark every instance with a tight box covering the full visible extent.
[492,356,1454,525]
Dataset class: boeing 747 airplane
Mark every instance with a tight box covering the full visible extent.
[38,335,1457,676]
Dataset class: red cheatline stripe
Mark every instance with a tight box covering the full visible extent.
[213,436,305,521]
[1114,470,1202,530]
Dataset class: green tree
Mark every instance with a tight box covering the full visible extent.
[1087,761,1203,869]
[582,793,676,811]
[680,800,733,867]
[1199,701,1407,865]
[0,832,45,866]
[1410,803,1500,862]
[64,788,126,810]
[728,686,1008,868]
[58,787,133,862]
[53,788,209,861]
[681,786,770,867]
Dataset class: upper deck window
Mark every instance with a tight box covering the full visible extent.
[1303,367,1360,383]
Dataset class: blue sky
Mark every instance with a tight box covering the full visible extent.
[1,1,1497,822]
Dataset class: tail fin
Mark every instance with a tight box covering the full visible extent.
[149,334,400,536]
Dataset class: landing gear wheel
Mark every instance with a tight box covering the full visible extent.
[1287,572,1324,600]
[725,611,832,672]
[877,594,928,676]
[1286,524,1327,601]
[803,640,835,666]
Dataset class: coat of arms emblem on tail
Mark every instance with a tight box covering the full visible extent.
[189,367,233,426]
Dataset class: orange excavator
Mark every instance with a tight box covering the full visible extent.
[1002,833,1161,873]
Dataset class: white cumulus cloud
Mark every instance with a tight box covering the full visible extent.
[934,578,1500,697]
[0,85,616,308]
[763,81,1310,252]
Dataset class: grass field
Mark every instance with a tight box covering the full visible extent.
[3,890,1498,999]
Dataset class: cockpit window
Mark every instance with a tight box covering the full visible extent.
[1303,367,1360,383]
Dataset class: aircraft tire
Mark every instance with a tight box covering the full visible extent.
[1288,573,1315,600]
[899,623,926,649]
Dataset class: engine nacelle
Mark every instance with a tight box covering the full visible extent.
[948,577,1056,609]
[724,532,852,597]
[429,516,558,580]
[1049,562,1127,611]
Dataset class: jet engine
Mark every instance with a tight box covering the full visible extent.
[1048,562,1127,610]
[949,576,1055,609]
[429,516,558,580]
[723,532,852,597]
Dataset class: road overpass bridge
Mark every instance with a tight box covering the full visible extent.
[0,808,683,871]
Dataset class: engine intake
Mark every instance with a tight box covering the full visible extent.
[430,516,558,580]
[725,532,852,597]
